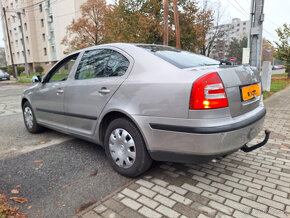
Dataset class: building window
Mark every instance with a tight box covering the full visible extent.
[42,33,46,41]
[39,4,43,12]
[26,36,29,43]
[237,28,239,32]
[44,48,47,56]
[23,9,25,16]
[9,30,12,35]
[24,23,27,31]
[243,22,246,25]
[8,18,10,23]
[15,40,18,47]
[10,3,13,8]
[41,19,44,27]
[14,28,17,35]
[237,24,240,27]
[13,16,16,23]
[243,27,246,30]
[17,52,20,58]
[15,0,18,6]
[27,49,30,56]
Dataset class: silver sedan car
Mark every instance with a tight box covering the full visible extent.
[22,43,269,177]
[0,70,10,81]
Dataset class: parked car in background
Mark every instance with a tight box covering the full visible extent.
[272,65,285,70]
[0,70,10,81]
[21,43,269,177]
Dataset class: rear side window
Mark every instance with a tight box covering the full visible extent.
[137,45,219,69]
[75,49,111,80]
[75,49,129,80]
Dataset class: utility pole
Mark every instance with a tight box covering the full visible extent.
[249,0,264,71]
[163,0,169,46]
[173,0,181,49]
[2,7,17,79]
[17,12,29,78]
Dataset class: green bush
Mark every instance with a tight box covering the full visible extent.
[35,65,44,74]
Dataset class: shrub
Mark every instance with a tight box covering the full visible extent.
[35,65,44,74]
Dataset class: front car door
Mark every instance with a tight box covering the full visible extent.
[33,53,79,129]
[63,48,132,136]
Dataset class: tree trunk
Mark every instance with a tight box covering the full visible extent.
[163,0,168,46]
[173,0,180,49]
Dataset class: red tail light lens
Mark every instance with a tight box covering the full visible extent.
[189,72,228,109]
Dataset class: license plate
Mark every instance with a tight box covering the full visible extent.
[241,84,261,101]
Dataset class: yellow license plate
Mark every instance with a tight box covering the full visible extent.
[241,84,261,101]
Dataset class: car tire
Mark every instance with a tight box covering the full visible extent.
[22,101,44,133]
[104,118,152,177]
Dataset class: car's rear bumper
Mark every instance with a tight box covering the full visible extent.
[133,106,266,163]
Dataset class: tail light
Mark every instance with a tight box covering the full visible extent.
[189,72,228,109]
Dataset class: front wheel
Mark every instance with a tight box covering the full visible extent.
[22,101,44,133]
[104,118,152,177]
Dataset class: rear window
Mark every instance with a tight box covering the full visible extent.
[137,45,219,69]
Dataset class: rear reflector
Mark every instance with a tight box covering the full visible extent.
[189,72,228,109]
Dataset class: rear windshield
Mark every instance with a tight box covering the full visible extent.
[137,45,219,69]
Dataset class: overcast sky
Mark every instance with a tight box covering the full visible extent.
[0,0,289,47]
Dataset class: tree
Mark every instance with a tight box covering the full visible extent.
[226,37,247,64]
[262,38,275,64]
[273,23,290,77]
[62,0,107,53]
[105,0,164,44]
[0,48,7,67]
[198,0,226,57]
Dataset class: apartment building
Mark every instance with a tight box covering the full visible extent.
[207,18,250,60]
[1,0,87,73]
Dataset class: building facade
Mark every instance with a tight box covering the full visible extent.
[207,18,250,60]
[1,0,87,73]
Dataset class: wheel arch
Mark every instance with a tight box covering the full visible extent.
[21,97,29,108]
[98,110,149,151]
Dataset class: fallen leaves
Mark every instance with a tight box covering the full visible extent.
[76,201,97,213]
[33,160,43,163]
[89,169,98,177]
[0,195,26,217]
[10,197,28,204]
[281,144,290,149]
[11,189,19,194]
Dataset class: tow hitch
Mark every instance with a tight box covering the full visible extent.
[241,130,271,152]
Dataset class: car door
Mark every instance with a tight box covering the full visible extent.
[33,53,79,129]
[63,48,131,136]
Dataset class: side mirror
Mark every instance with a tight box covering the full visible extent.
[32,75,42,83]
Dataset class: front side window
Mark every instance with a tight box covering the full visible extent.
[48,55,78,82]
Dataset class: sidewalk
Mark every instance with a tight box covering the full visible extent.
[78,86,290,218]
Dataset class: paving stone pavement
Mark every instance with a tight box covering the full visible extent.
[78,86,290,218]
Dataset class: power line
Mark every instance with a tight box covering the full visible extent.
[226,0,248,18]
[233,0,249,16]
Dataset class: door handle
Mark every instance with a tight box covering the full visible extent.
[98,88,110,94]
[56,88,64,95]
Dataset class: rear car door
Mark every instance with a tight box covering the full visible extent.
[63,48,131,136]
[33,54,79,128]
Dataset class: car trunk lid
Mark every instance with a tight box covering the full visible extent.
[216,65,262,117]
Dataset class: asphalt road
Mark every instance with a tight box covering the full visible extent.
[0,84,130,217]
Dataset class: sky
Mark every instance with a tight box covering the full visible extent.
[0,0,289,47]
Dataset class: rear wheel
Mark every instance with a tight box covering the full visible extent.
[22,101,44,133]
[104,118,152,177]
